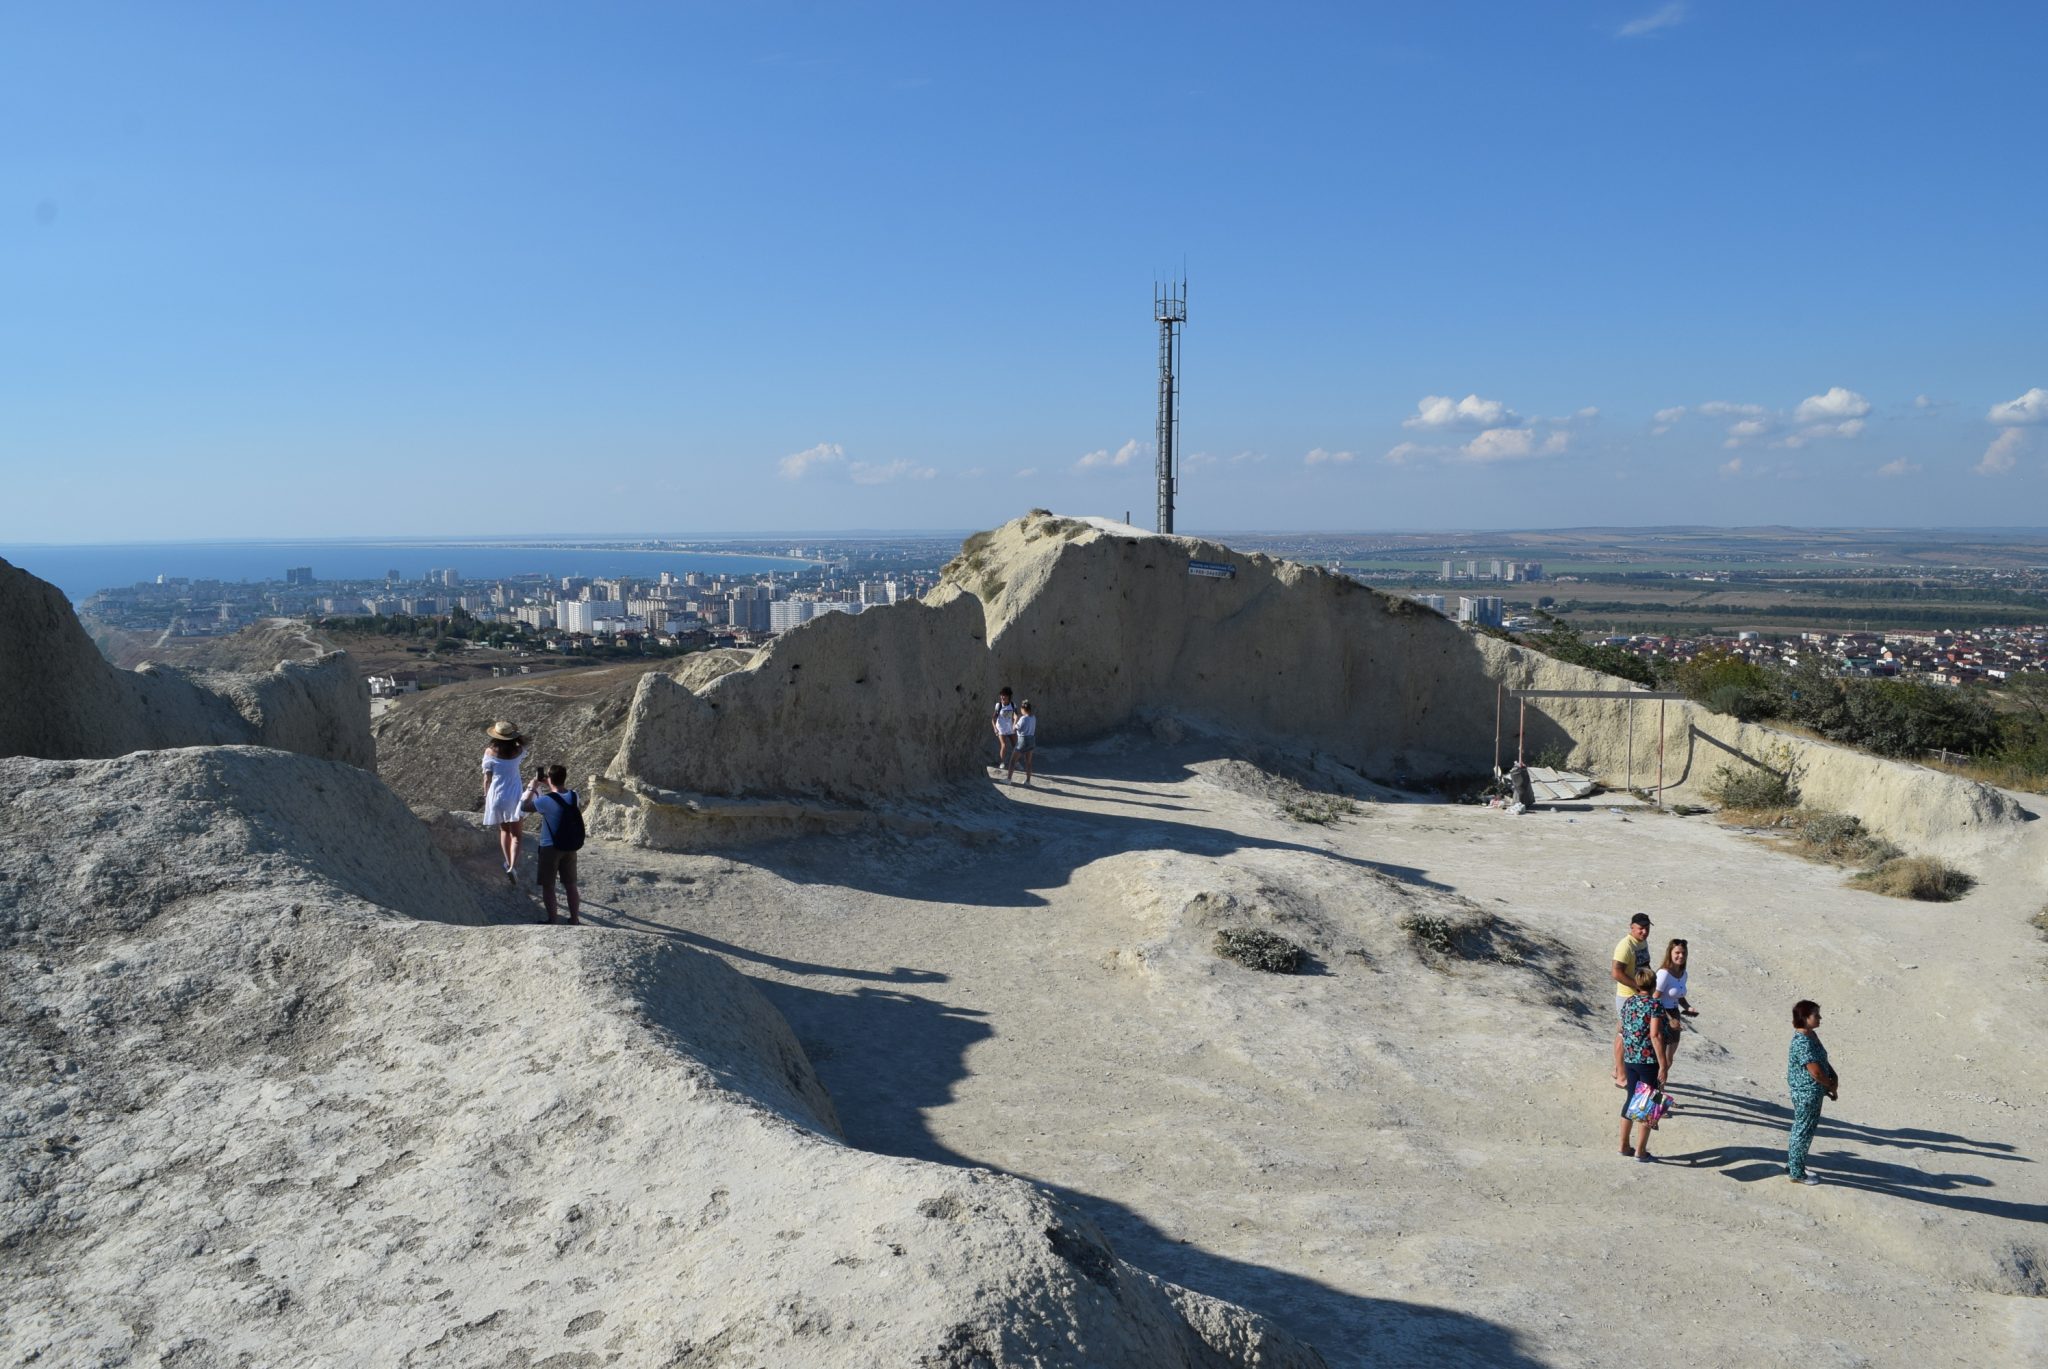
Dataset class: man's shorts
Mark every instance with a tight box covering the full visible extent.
[1016,735,1035,753]
[539,846,579,888]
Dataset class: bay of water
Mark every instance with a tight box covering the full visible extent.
[3,541,811,602]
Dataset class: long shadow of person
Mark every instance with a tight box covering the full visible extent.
[722,966,1547,1367]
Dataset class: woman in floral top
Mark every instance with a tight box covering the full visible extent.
[1786,999,1839,1185]
[1616,983,1670,1162]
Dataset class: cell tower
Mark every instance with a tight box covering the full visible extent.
[1153,275,1187,534]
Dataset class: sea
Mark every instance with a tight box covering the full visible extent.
[2,540,814,603]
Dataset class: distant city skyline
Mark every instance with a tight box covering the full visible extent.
[6,3,2043,541]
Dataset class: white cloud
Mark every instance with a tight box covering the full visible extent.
[1988,387,2048,425]
[1698,401,1765,417]
[1404,393,1518,430]
[1618,2,1686,38]
[1383,442,1431,466]
[1875,458,1920,478]
[1977,427,2026,476]
[778,442,845,479]
[1793,387,1873,423]
[1229,449,1268,464]
[1653,406,1688,424]
[1575,406,1601,421]
[1075,438,1146,471]
[1723,418,1770,447]
[848,459,935,485]
[1777,417,1866,449]
[1719,456,1744,477]
[1914,394,1933,409]
[1456,428,1567,463]
[1014,467,1037,479]
[1303,447,1357,466]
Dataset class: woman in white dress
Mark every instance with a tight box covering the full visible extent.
[480,720,528,882]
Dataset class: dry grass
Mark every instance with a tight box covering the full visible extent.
[1920,754,2048,796]
[1717,805,1798,829]
[1849,857,1975,902]
[1280,793,1358,825]
[1792,811,1902,867]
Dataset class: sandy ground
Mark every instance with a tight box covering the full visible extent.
[530,732,2047,1368]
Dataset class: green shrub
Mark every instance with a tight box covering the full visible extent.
[1679,649,1783,722]
[1707,753,1801,810]
[1532,743,1575,771]
[1519,613,1656,688]
[1850,857,1974,902]
[1213,928,1304,973]
[1835,679,1997,758]
[1398,913,1457,956]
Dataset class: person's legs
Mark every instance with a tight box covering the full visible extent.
[1618,1114,1635,1156]
[1787,1093,1823,1179]
[498,821,520,874]
[537,848,559,921]
[561,852,581,924]
[1613,999,1627,1086]
[1633,1118,1655,1158]
[1023,744,1035,784]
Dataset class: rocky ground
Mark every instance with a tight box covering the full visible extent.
[550,728,2048,1368]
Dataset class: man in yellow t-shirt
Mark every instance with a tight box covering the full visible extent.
[1611,912,1654,1088]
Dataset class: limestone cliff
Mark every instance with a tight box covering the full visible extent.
[0,557,373,768]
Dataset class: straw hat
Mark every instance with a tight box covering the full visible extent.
[485,720,524,742]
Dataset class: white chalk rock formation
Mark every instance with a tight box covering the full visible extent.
[611,594,998,802]
[928,513,2022,859]
[0,557,372,768]
[0,747,1323,1367]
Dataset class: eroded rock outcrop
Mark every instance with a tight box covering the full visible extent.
[0,557,372,768]
[0,747,1324,1367]
[610,594,997,803]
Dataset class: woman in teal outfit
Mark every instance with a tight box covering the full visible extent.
[1787,999,1839,1185]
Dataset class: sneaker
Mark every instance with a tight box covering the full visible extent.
[1791,1174,1820,1186]
[1636,1151,1653,1164]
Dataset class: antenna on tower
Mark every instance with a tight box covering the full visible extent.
[1153,273,1187,535]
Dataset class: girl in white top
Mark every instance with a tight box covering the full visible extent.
[1653,938,1696,1078]
[480,721,527,883]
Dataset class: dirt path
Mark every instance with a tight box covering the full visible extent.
[563,734,2048,1367]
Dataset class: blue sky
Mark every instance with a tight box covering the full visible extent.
[4,2,2044,542]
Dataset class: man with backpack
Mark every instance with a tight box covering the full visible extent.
[521,764,585,924]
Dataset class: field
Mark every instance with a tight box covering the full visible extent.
[1224,526,2048,637]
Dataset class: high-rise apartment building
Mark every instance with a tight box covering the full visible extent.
[1457,595,1504,628]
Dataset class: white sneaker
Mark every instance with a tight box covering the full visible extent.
[1791,1174,1820,1186]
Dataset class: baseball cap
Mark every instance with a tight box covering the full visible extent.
[1630,913,1652,929]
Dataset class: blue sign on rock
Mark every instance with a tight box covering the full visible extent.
[1187,559,1236,579]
